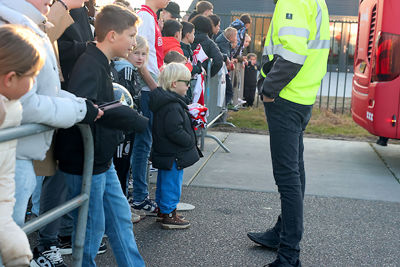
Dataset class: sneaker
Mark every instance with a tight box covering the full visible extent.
[130,197,159,216]
[97,241,107,255]
[131,210,144,223]
[156,211,185,222]
[247,228,280,249]
[161,209,190,230]
[59,236,107,255]
[30,246,66,267]
[58,236,72,256]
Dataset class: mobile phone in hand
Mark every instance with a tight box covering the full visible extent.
[98,100,122,111]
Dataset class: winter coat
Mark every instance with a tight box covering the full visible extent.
[215,33,232,62]
[0,96,32,266]
[191,32,223,77]
[149,87,200,170]
[55,44,149,175]
[58,6,94,89]
[244,62,259,88]
[0,0,93,161]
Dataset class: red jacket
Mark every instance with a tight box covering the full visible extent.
[162,37,193,72]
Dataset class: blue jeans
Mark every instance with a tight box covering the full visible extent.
[38,171,73,247]
[13,159,36,226]
[131,91,153,202]
[63,164,145,267]
[264,97,312,266]
[155,162,183,214]
[31,176,44,216]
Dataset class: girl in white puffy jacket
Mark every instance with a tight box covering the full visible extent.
[0,25,45,267]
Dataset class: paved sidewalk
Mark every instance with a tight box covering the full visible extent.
[65,131,400,266]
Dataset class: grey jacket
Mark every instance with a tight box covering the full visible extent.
[0,0,88,160]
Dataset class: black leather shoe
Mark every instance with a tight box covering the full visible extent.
[264,258,301,267]
[247,228,280,249]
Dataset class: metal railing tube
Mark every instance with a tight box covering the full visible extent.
[72,124,94,267]
[0,124,52,143]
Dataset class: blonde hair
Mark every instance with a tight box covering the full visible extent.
[224,27,237,40]
[159,63,191,91]
[132,35,149,64]
[0,24,45,76]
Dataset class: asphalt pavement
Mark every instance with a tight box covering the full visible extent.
[63,130,400,267]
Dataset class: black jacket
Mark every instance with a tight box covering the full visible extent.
[180,42,202,75]
[191,32,223,77]
[58,7,94,89]
[149,87,200,170]
[215,33,232,62]
[244,62,258,88]
[55,44,148,175]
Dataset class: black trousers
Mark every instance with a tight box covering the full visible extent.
[263,97,312,266]
[243,86,256,106]
[113,133,134,196]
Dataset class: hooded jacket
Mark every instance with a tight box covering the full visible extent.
[191,32,223,77]
[215,33,232,62]
[149,87,200,170]
[0,0,96,161]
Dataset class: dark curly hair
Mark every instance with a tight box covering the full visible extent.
[190,15,213,36]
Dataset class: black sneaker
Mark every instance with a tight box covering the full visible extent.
[59,235,107,255]
[58,236,72,256]
[98,241,107,255]
[247,228,280,249]
[30,246,66,267]
[130,196,159,216]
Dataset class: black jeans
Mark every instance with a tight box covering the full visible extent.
[263,97,312,266]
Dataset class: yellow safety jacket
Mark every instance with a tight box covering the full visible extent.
[262,0,330,105]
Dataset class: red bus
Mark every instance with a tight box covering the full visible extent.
[352,0,400,139]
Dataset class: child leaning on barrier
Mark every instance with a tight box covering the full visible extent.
[0,25,45,267]
[54,5,148,266]
[149,63,202,229]
[113,35,158,222]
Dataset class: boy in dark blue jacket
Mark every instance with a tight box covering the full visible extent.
[149,63,201,229]
[55,5,147,266]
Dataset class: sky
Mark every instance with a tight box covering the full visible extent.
[96,0,193,11]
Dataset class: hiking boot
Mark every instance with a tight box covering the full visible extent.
[156,211,185,222]
[247,228,280,249]
[30,246,66,267]
[130,197,159,216]
[161,209,190,229]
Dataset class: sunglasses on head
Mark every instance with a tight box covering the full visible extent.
[177,80,190,86]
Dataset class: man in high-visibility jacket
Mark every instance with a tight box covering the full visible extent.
[247,0,330,266]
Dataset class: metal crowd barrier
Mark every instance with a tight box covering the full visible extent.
[0,123,93,267]
[197,60,231,153]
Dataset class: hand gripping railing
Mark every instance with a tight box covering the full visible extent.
[0,123,93,267]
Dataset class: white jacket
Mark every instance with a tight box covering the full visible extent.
[0,0,88,160]
[0,96,32,266]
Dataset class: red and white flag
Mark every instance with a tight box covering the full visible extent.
[192,44,208,65]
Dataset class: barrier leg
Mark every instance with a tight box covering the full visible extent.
[204,134,230,153]
[72,125,94,267]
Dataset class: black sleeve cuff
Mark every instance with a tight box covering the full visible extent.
[81,99,98,124]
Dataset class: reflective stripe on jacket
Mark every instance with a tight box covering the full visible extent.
[262,0,330,105]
